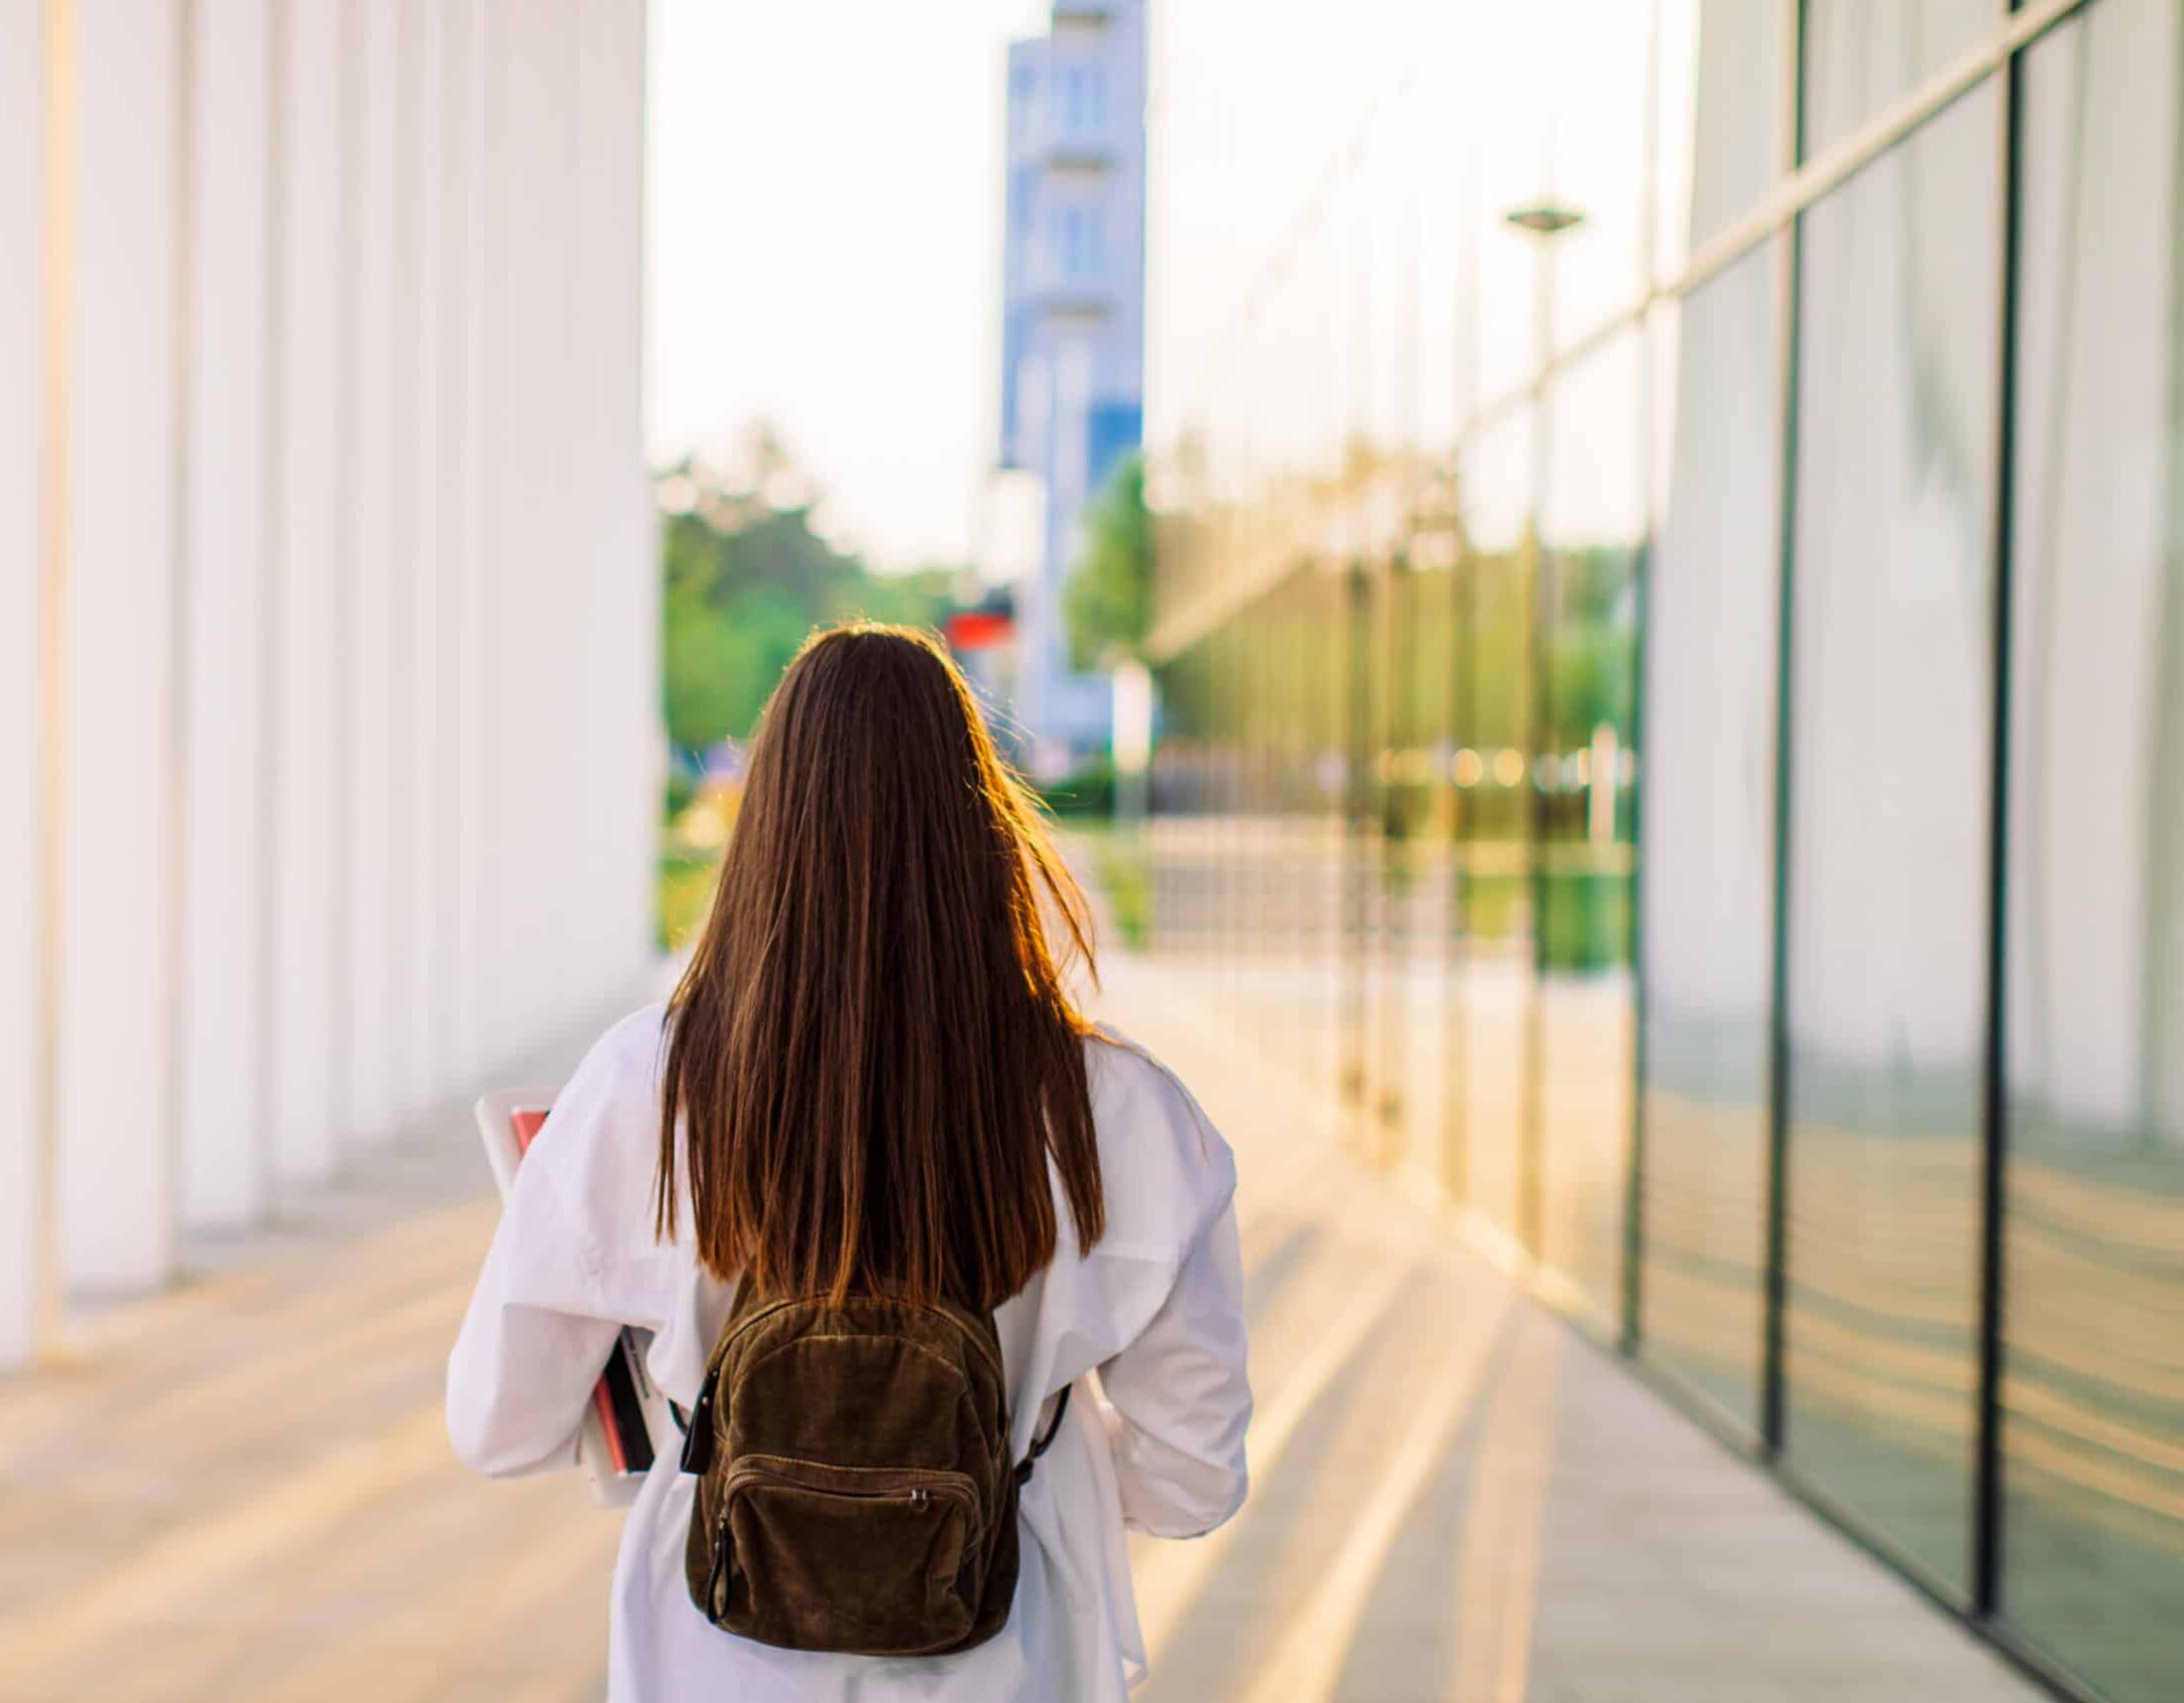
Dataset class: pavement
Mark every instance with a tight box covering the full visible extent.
[0,944,2050,1703]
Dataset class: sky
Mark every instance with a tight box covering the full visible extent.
[645,0,1047,572]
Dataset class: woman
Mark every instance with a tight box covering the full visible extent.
[447,624,1251,1702]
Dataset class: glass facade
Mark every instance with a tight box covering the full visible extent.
[1782,80,1999,1595]
[2002,7,2184,1701]
[1143,2,2184,1699]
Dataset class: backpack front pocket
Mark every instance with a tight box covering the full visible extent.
[712,1455,985,1655]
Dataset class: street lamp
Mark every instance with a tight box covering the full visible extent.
[1502,205,1585,238]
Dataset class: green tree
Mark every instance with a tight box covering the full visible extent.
[1063,453,1153,670]
[657,431,955,758]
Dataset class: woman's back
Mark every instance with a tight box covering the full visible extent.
[445,627,1250,1700]
[447,1003,1249,1702]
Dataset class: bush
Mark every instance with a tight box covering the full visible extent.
[1088,831,1153,950]
[657,850,721,953]
[1035,757,1117,819]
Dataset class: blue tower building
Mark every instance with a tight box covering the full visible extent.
[997,0,1145,778]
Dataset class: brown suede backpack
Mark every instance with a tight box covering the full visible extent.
[677,1281,1068,1656]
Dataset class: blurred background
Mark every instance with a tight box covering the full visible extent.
[3,3,2180,1702]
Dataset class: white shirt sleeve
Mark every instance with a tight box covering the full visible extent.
[1096,1193,1251,1537]
[1079,1035,1253,1539]
[445,1009,670,1477]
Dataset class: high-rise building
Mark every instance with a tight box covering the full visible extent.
[997,0,1146,779]
[1142,5,2184,1701]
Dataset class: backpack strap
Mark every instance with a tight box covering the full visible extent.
[1013,1385,1072,1487]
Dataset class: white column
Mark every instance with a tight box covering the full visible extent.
[57,0,184,1292]
[524,0,579,1035]
[345,0,399,1149]
[567,0,654,1027]
[403,0,448,1124]
[1,0,49,1367]
[479,0,545,1070]
[588,0,660,997]
[443,0,660,1085]
[179,0,275,1230]
[448,0,493,1089]
[270,0,347,1187]
[380,0,424,1131]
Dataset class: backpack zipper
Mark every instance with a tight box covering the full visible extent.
[706,1295,1006,1388]
[722,1462,969,1506]
[706,1466,973,1616]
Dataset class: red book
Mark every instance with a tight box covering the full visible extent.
[476,1089,667,1503]
[510,1108,647,1476]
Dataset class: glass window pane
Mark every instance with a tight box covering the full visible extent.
[1453,410,1535,1251]
[1542,0,1651,347]
[1804,0,1995,158]
[1638,241,1783,1434]
[1655,0,1790,281]
[1783,85,2000,1594]
[2002,7,2184,1699]
[1538,334,1643,1332]
[1365,554,1461,1182]
[1465,15,1549,408]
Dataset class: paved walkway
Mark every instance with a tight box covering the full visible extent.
[0,950,2048,1703]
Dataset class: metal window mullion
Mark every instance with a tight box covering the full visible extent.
[1623,0,1669,1358]
[1760,0,1811,1462]
[1972,0,2028,1628]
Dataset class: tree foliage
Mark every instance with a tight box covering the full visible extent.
[659,427,953,756]
[1063,453,1153,671]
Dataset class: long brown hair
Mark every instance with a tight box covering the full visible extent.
[658,623,1104,1309]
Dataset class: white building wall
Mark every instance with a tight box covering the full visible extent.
[271,0,346,1189]
[346,0,399,1154]
[180,0,275,1229]
[56,0,184,1295]
[402,0,451,1130]
[484,0,546,1069]
[450,0,496,1091]
[0,0,47,1367]
[3,0,659,1370]
[587,0,663,984]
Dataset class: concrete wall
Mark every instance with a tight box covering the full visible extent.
[2,0,660,1369]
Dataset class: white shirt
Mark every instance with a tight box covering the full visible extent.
[446,1004,1251,1702]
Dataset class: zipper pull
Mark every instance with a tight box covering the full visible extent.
[909,1486,930,1508]
[679,1371,718,1475]
[707,1519,734,1617]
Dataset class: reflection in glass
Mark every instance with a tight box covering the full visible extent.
[1453,411,1535,1253]
[1783,86,1999,1595]
[2002,10,2184,1700]
[1638,243,1782,1433]
[1371,556,1460,1184]
[1803,0,1993,158]
[1653,0,1789,281]
[1536,336,1643,1333]
[1542,0,1650,349]
[1467,19,1547,409]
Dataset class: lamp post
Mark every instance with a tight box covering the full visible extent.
[1501,199,1583,1267]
